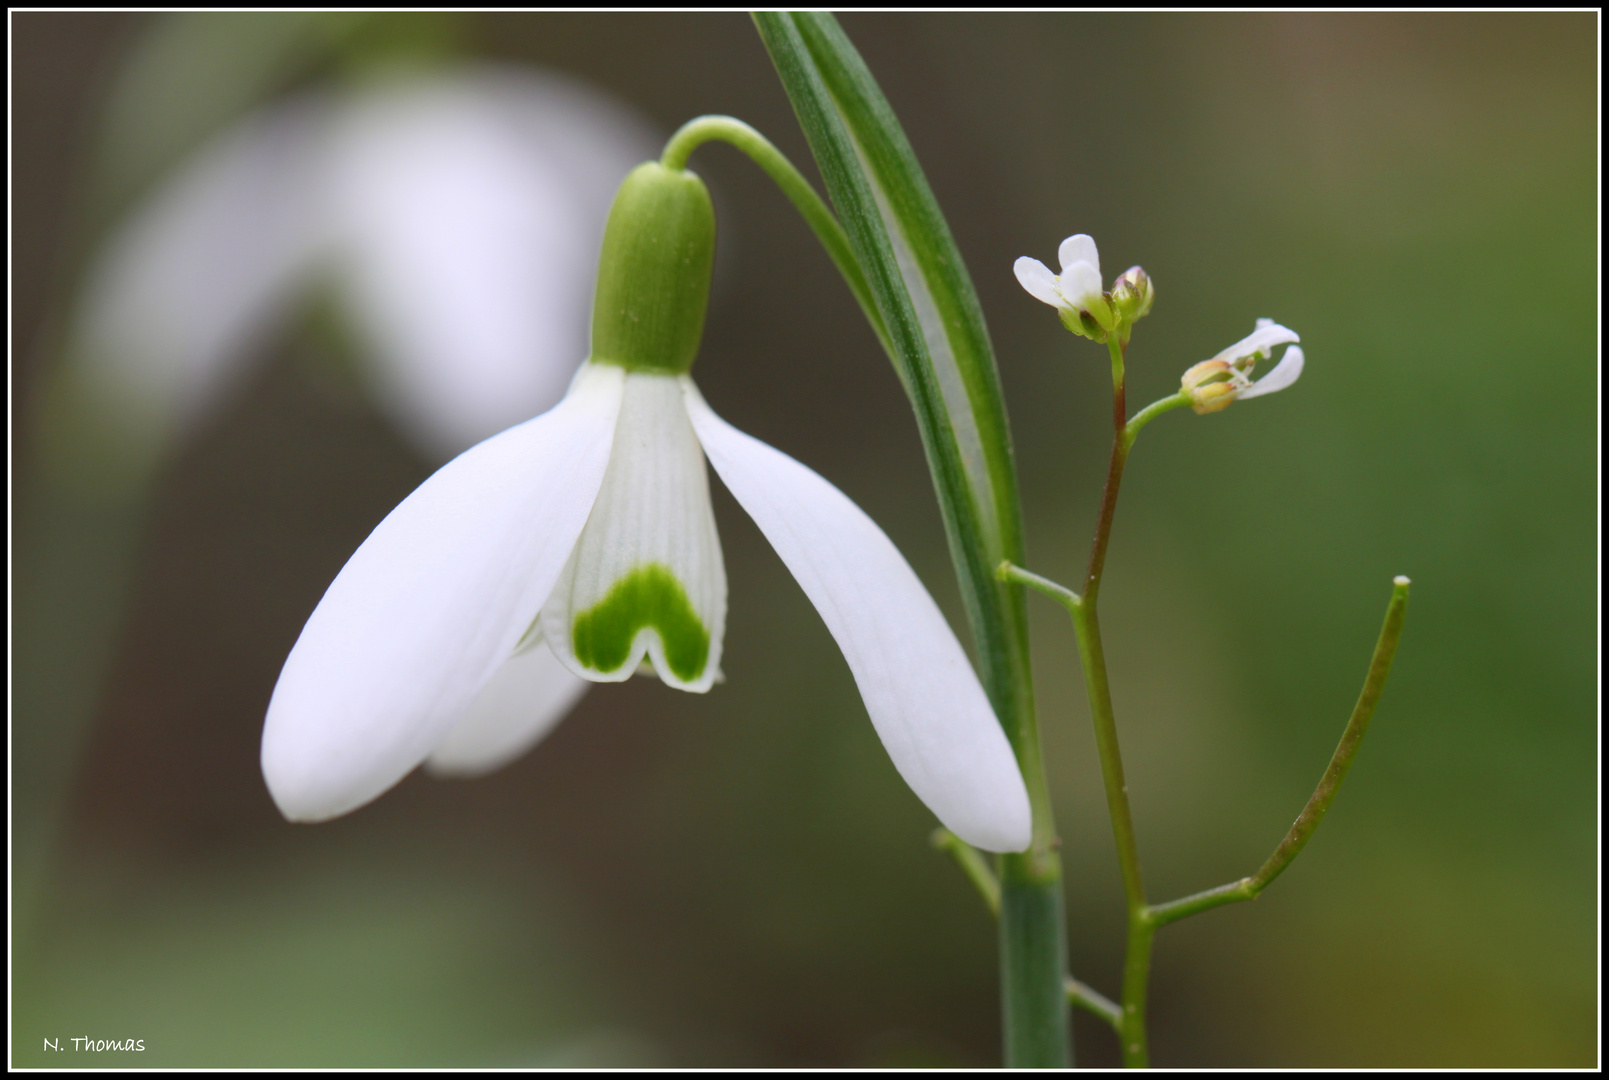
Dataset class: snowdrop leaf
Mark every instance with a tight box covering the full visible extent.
[754,12,1034,752]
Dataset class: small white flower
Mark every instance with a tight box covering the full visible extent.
[1181,319,1304,414]
[1013,233,1114,331]
[261,362,1033,854]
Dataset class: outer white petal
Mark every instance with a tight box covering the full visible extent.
[1057,233,1100,281]
[261,362,625,821]
[541,372,726,692]
[324,66,658,459]
[424,641,591,777]
[1211,319,1300,365]
[1238,345,1305,399]
[65,95,330,459]
[683,384,1031,853]
[1059,260,1104,309]
[1013,256,1067,309]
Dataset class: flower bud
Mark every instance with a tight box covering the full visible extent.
[1181,358,1235,414]
[1111,266,1154,322]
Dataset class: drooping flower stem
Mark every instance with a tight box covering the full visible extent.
[659,115,891,359]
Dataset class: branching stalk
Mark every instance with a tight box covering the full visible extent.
[1067,978,1124,1032]
[1011,541,1410,1065]
[1004,325,1411,1065]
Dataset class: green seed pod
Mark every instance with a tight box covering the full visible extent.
[589,162,716,374]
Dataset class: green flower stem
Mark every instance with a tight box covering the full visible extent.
[1123,390,1191,449]
[996,562,1080,611]
[930,828,1001,917]
[1147,575,1413,929]
[1005,331,1155,1063]
[998,861,1069,1066]
[934,820,1124,1038]
[1070,335,1156,1067]
[1066,978,1124,1032]
[659,115,890,358]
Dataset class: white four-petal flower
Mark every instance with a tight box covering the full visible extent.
[1181,319,1305,413]
[1013,233,1114,329]
[262,362,1033,854]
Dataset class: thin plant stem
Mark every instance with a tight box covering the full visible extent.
[1067,333,1155,1067]
[997,562,1080,611]
[1001,331,1154,1063]
[1124,390,1191,449]
[1067,978,1124,1032]
[931,828,1001,917]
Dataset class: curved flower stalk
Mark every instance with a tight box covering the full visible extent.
[51,63,658,491]
[262,162,1032,854]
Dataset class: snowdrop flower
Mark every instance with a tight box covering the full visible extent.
[1180,319,1304,414]
[1014,233,1129,339]
[54,64,657,491]
[262,162,1033,854]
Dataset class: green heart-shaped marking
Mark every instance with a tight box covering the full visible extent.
[571,562,710,683]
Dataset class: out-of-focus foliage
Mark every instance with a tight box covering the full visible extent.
[12,12,1596,1067]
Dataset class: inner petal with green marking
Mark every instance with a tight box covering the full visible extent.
[571,562,710,683]
[537,370,726,693]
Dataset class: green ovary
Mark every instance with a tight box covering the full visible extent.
[571,562,710,683]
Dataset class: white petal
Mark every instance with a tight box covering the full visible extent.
[423,641,591,777]
[325,67,657,458]
[541,373,726,692]
[65,95,330,457]
[1239,345,1305,399]
[1057,233,1100,281]
[261,362,625,822]
[683,384,1031,853]
[1210,320,1300,366]
[1013,256,1067,309]
[1059,260,1104,309]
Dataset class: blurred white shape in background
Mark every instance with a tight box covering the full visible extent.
[63,63,661,468]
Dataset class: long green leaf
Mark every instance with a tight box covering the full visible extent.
[753,13,1069,1067]
[752,13,1032,766]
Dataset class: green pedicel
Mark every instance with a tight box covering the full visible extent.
[572,563,710,683]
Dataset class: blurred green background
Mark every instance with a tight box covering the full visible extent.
[12,12,1596,1068]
